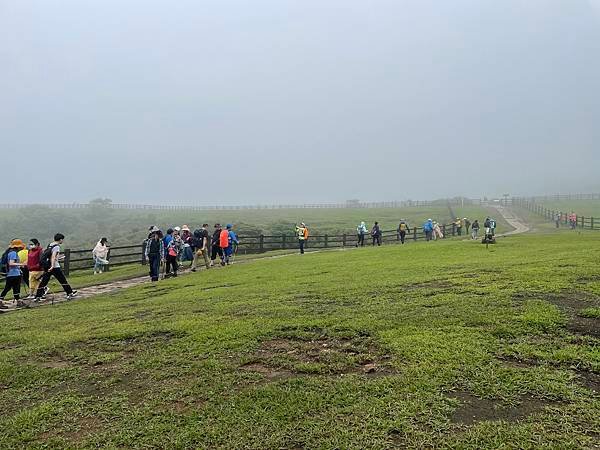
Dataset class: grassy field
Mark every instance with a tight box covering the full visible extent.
[0,204,508,250]
[1,230,598,448]
[533,200,600,218]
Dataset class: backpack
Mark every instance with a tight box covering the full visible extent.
[219,229,229,248]
[40,244,58,271]
[0,249,10,274]
[399,223,407,232]
[192,229,204,248]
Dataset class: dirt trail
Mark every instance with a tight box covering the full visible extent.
[492,206,530,237]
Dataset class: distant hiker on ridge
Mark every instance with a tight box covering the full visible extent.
[371,222,382,246]
[295,223,309,254]
[356,221,367,247]
[397,220,410,244]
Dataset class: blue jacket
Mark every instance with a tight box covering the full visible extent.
[228,231,238,246]
[423,221,433,232]
[163,234,173,256]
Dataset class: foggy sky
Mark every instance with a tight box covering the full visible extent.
[1,0,599,204]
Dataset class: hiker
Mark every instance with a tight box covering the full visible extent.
[464,218,471,234]
[554,213,561,228]
[18,242,29,289]
[423,219,434,241]
[433,221,444,240]
[295,223,309,254]
[471,220,480,240]
[0,239,27,308]
[356,221,367,247]
[34,234,77,301]
[455,217,462,236]
[397,220,410,244]
[145,229,165,282]
[191,224,210,271]
[211,224,226,266]
[569,212,577,229]
[180,225,194,264]
[166,228,183,277]
[223,224,239,265]
[371,222,382,246]
[92,237,109,274]
[27,239,43,298]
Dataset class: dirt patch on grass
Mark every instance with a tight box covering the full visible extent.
[448,391,553,425]
[404,280,453,291]
[577,371,600,394]
[239,328,395,381]
[39,416,103,443]
[543,292,600,337]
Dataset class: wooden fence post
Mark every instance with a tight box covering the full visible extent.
[324,234,328,248]
[141,242,147,265]
[581,217,585,229]
[63,249,71,276]
[342,233,346,247]
[259,235,264,253]
[282,234,286,250]
[591,217,594,230]
[442,224,446,238]
[452,224,456,236]
[413,227,417,241]
[105,248,111,272]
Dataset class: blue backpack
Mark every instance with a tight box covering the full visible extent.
[0,249,9,274]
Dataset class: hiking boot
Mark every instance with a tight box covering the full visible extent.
[66,294,77,300]
[0,302,8,309]
[191,268,197,272]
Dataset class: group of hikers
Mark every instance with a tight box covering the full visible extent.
[554,212,578,229]
[1,216,497,308]
[0,234,77,309]
[354,217,485,246]
[144,224,239,282]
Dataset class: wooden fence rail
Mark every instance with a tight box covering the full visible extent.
[511,197,599,231]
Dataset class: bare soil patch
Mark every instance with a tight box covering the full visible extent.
[448,391,553,425]
[543,292,600,337]
[239,328,395,381]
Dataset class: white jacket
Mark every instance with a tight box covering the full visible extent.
[92,242,109,260]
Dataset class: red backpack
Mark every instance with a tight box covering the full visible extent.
[219,230,229,248]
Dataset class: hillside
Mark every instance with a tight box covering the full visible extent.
[0,231,599,448]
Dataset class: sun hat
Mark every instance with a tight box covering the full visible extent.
[181,225,190,232]
[10,239,26,249]
[226,224,233,229]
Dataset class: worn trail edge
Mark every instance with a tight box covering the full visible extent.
[2,209,532,313]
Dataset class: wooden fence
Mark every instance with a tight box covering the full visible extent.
[511,198,599,230]
[0,222,465,280]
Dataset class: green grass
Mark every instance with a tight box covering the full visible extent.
[534,199,600,218]
[1,232,598,448]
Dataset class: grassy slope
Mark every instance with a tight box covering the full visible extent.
[1,232,598,448]
[534,200,600,218]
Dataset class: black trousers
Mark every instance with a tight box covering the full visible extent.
[36,268,73,297]
[166,255,178,276]
[372,235,381,246]
[1,275,22,300]
[299,240,305,254]
[399,231,406,244]
[21,267,30,287]
[357,234,365,247]
[211,245,224,260]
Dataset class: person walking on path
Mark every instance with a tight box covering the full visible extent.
[0,239,27,308]
[34,234,77,301]
[223,224,239,265]
[471,220,480,240]
[27,239,43,298]
[371,222,382,246]
[423,219,434,241]
[356,221,367,247]
[433,221,444,240]
[464,218,471,235]
[295,223,309,254]
[455,217,463,236]
[397,220,410,244]
[211,224,226,266]
[145,229,164,282]
[92,237,109,274]
[166,229,183,277]
[554,213,561,228]
[16,243,29,290]
[180,225,194,265]
[191,224,211,271]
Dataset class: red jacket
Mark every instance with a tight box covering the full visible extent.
[219,230,229,248]
[27,247,43,271]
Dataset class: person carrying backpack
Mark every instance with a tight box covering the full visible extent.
[295,223,309,254]
[471,220,480,240]
[371,222,382,246]
[211,224,226,266]
[191,224,210,272]
[423,219,434,241]
[0,239,27,308]
[455,217,463,236]
[223,224,239,265]
[27,239,43,298]
[356,222,367,247]
[145,228,165,281]
[17,244,29,290]
[397,220,410,244]
[180,225,194,265]
[34,234,77,302]
[166,229,183,277]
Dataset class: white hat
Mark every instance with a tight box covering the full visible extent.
[174,226,181,232]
